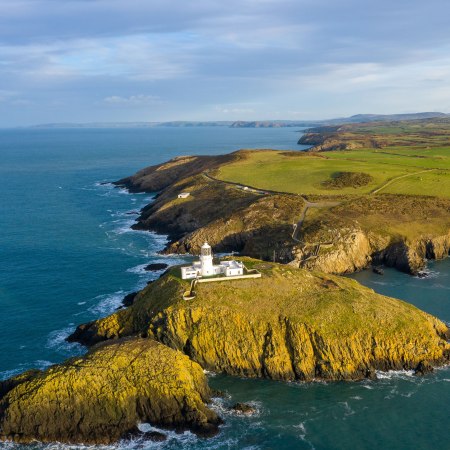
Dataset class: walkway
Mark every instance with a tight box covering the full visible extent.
[292,199,340,243]
[371,169,436,194]
[202,171,341,249]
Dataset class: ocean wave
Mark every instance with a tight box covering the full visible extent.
[46,327,85,357]
[88,291,126,316]
[293,422,316,450]
[0,360,54,381]
[415,269,440,279]
[375,369,415,380]
[94,181,114,187]
[338,401,356,416]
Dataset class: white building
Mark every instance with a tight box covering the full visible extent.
[178,192,190,199]
[181,242,244,280]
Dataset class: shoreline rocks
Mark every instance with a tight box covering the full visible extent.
[145,263,169,271]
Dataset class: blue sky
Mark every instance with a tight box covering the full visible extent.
[1,0,450,126]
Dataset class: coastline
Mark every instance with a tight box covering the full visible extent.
[1,127,449,449]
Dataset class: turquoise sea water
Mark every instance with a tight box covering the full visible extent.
[0,127,449,450]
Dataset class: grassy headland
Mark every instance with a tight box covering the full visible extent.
[114,117,450,275]
[68,260,450,381]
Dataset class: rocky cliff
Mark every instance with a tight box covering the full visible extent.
[0,338,219,444]
[68,262,450,382]
[293,195,450,275]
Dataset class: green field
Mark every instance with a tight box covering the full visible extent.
[215,147,450,198]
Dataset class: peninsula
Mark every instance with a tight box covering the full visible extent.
[1,117,449,445]
[115,117,450,275]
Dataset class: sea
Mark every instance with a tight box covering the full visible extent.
[0,127,449,450]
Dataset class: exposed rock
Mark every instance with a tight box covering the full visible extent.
[372,266,384,275]
[122,291,139,307]
[414,360,434,376]
[143,431,167,442]
[232,403,256,415]
[66,320,106,346]
[145,263,169,271]
[292,196,450,275]
[68,261,450,382]
[0,338,220,444]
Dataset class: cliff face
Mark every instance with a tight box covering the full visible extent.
[68,262,450,382]
[0,339,219,444]
[298,131,372,151]
[292,196,450,275]
[165,193,303,260]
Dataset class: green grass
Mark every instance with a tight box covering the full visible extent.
[215,148,450,198]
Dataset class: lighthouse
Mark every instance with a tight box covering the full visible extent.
[200,242,214,276]
[180,241,247,280]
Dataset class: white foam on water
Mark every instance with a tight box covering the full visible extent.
[431,283,450,290]
[126,263,152,275]
[88,290,126,316]
[293,422,316,450]
[0,360,54,381]
[370,281,391,286]
[46,327,85,357]
[0,367,23,380]
[375,369,415,380]
[415,269,440,279]
[339,401,355,417]
[94,181,114,188]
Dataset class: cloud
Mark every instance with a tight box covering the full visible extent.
[1,0,450,125]
[103,95,161,105]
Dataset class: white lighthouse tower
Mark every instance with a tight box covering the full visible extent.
[200,242,214,276]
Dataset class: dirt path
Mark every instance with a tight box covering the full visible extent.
[371,169,436,194]
[292,199,340,242]
[202,171,341,244]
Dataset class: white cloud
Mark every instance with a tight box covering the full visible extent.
[103,95,161,105]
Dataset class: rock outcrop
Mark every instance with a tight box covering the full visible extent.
[68,262,450,382]
[0,338,220,444]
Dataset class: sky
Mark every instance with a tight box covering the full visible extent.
[1,0,450,126]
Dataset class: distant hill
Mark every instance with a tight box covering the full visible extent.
[27,113,448,129]
[230,112,448,128]
[30,121,234,129]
